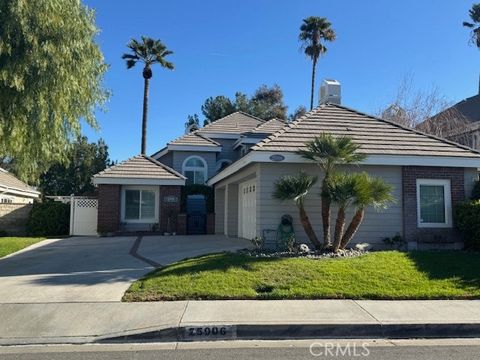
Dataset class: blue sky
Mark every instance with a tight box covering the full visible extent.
[83,0,480,162]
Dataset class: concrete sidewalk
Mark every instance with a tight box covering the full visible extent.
[2,300,480,345]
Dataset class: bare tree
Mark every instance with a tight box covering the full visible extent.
[378,75,473,146]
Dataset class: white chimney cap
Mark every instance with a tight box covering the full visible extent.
[319,79,341,105]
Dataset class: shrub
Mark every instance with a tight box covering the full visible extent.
[454,200,480,250]
[26,201,70,236]
[472,180,480,200]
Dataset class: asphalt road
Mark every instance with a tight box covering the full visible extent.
[1,344,480,360]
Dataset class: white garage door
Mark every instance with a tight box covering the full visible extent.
[239,179,256,240]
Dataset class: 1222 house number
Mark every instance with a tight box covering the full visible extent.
[187,326,228,337]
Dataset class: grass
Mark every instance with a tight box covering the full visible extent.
[0,237,46,258]
[123,251,480,301]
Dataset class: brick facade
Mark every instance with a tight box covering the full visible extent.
[402,166,464,244]
[159,186,181,234]
[97,184,121,234]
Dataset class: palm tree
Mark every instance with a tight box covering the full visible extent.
[272,172,322,249]
[463,4,480,48]
[122,36,174,154]
[299,17,336,110]
[328,173,358,252]
[340,174,395,250]
[298,134,366,248]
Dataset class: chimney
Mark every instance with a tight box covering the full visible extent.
[319,79,341,105]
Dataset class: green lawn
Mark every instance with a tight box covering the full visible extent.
[123,251,480,301]
[0,237,46,258]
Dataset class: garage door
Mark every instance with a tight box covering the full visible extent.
[239,179,256,240]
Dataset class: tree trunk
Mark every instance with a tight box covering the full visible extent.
[340,208,365,249]
[310,56,317,110]
[333,206,346,252]
[141,76,150,155]
[321,177,331,249]
[298,205,322,250]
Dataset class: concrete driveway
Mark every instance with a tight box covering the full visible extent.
[0,235,250,303]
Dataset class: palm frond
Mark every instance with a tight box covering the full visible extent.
[273,171,318,206]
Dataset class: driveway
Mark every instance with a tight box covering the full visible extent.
[0,235,250,303]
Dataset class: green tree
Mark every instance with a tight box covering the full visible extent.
[328,173,358,252]
[185,114,200,133]
[340,174,394,249]
[201,95,236,124]
[298,134,366,248]
[38,136,113,196]
[273,172,322,249]
[122,36,174,154]
[463,4,480,47]
[299,17,336,110]
[288,106,307,121]
[0,0,108,183]
[200,84,288,123]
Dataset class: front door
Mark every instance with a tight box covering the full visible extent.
[186,195,206,235]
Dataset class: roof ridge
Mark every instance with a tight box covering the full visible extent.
[94,155,139,176]
[142,155,187,179]
[201,111,265,130]
[326,102,480,156]
[252,105,324,150]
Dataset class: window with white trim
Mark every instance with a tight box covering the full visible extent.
[416,179,452,228]
[182,156,207,185]
[122,188,157,222]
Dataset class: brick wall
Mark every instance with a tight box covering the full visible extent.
[403,166,464,244]
[0,203,33,235]
[97,184,121,234]
[160,186,181,233]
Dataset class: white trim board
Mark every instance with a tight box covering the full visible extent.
[207,151,480,185]
[93,177,185,186]
[416,178,452,228]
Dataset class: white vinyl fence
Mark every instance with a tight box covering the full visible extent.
[69,197,98,236]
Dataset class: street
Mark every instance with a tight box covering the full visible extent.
[1,340,480,360]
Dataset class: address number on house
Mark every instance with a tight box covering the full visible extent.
[184,325,236,340]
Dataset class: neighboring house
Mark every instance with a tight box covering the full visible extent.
[0,168,40,204]
[207,103,480,250]
[423,93,480,150]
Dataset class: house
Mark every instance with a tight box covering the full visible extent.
[422,93,480,150]
[0,168,40,204]
[207,102,480,250]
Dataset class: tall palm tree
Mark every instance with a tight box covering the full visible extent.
[298,134,366,248]
[273,172,322,249]
[328,173,358,252]
[122,36,174,154]
[299,17,336,110]
[463,4,480,48]
[340,174,394,249]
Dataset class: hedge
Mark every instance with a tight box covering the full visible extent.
[26,201,70,237]
[180,184,214,213]
[454,200,480,251]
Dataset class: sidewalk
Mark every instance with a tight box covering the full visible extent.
[2,300,480,345]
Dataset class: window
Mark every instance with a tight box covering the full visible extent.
[416,179,452,228]
[216,159,232,173]
[0,197,13,204]
[182,156,207,185]
[122,188,157,222]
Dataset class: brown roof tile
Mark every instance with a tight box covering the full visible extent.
[0,168,39,194]
[198,112,265,134]
[252,104,480,158]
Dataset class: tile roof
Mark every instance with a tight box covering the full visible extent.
[94,155,185,180]
[0,168,39,194]
[252,103,480,158]
[168,132,220,147]
[251,118,287,134]
[198,112,265,134]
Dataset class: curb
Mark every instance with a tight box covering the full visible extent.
[99,323,480,344]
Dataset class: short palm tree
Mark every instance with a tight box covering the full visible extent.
[340,174,395,249]
[273,172,322,249]
[298,134,366,248]
[299,17,336,110]
[328,173,358,252]
[122,36,174,154]
[463,4,480,48]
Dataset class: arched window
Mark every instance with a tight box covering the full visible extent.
[182,156,207,185]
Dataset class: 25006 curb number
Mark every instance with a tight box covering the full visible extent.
[186,325,235,339]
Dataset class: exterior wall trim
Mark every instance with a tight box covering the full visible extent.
[93,178,185,186]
